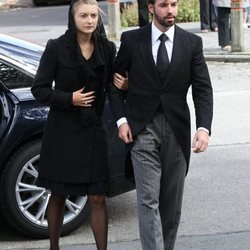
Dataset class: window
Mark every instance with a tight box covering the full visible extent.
[0,91,10,138]
[0,60,33,90]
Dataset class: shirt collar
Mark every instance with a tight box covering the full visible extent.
[151,22,175,44]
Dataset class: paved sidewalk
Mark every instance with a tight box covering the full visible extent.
[42,231,250,250]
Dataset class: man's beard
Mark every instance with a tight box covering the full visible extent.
[154,12,176,28]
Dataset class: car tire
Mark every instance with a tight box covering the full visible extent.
[0,140,89,238]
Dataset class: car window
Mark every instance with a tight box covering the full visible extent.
[0,60,33,89]
[0,97,2,135]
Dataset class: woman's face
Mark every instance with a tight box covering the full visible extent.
[73,3,99,35]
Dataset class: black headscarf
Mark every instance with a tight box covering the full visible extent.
[66,0,106,52]
[65,0,108,81]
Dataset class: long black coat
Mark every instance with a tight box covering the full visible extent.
[32,34,116,183]
[109,24,213,174]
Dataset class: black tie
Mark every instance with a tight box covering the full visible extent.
[156,33,169,78]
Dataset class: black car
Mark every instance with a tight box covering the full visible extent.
[32,0,71,6]
[0,33,134,238]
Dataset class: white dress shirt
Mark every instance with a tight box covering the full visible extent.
[151,22,175,64]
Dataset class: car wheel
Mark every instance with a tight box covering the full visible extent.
[0,140,89,238]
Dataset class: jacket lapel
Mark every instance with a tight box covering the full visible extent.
[137,24,161,86]
[162,26,185,88]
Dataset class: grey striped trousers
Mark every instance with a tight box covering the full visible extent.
[131,112,187,250]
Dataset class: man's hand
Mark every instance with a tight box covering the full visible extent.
[114,72,128,90]
[192,130,209,153]
[118,123,133,144]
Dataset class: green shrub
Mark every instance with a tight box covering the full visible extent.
[177,0,200,22]
[120,0,200,27]
[120,3,139,27]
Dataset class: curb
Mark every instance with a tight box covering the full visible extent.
[204,54,250,62]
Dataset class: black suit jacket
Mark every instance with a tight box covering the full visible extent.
[109,24,213,174]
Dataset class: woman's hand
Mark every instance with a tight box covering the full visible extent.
[72,88,95,107]
[114,72,128,90]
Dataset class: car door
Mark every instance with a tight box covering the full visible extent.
[0,57,23,146]
[0,81,16,142]
[0,82,9,138]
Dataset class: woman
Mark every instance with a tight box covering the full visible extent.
[31,0,126,249]
[213,0,250,50]
[199,0,218,33]
[212,0,231,51]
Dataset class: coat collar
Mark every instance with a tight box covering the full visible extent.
[61,32,105,77]
[61,31,105,68]
[91,34,105,69]
[162,25,185,88]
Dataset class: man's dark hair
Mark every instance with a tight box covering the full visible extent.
[147,0,155,4]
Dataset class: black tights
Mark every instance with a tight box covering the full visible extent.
[89,195,108,250]
[47,193,108,250]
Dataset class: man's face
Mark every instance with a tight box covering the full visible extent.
[149,0,178,31]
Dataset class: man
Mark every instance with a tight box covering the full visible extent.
[109,0,213,249]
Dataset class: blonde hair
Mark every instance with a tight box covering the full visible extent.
[71,0,102,17]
